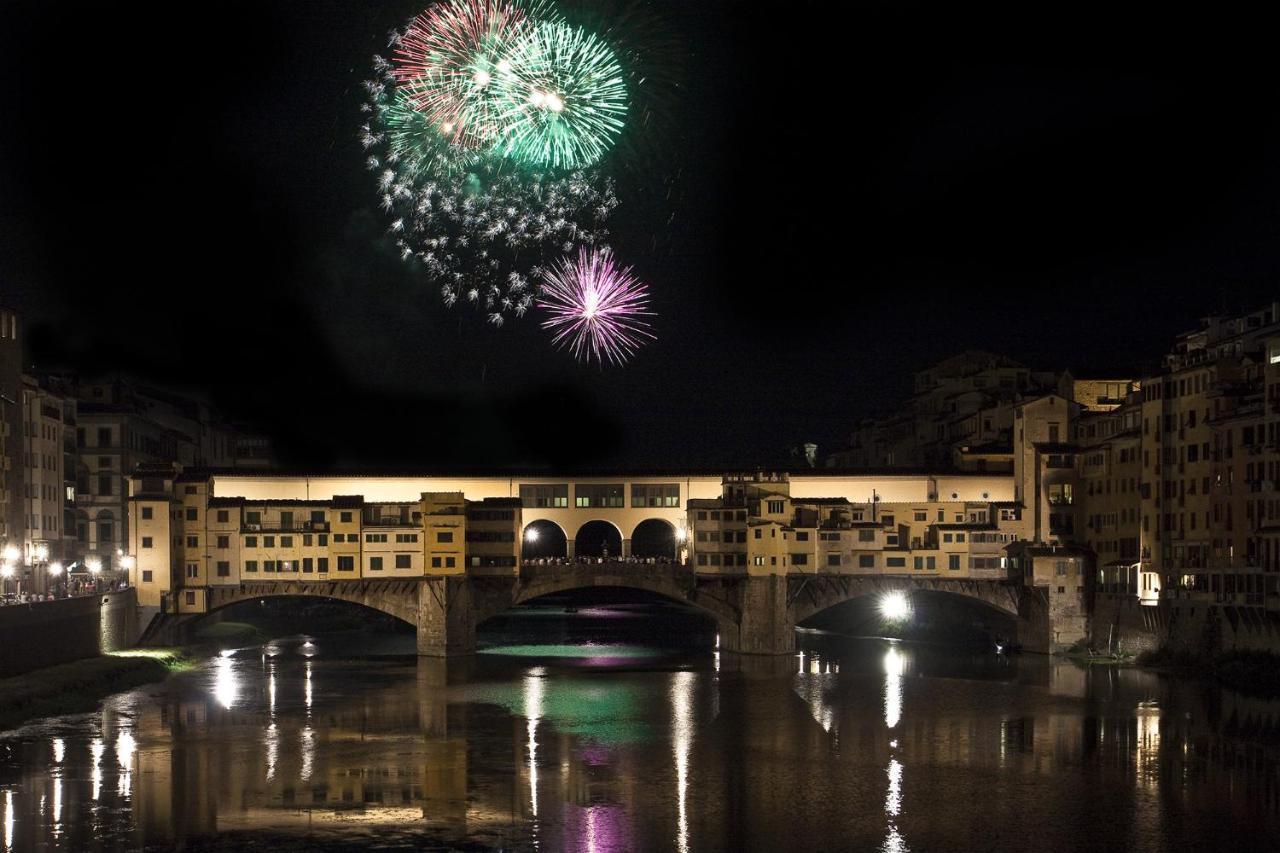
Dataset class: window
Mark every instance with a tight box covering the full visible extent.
[432,557,442,568]
[97,427,111,446]
[245,561,258,573]
[185,591,195,606]
[302,558,313,573]
[281,536,293,548]
[216,561,230,577]
[340,511,353,523]
[445,557,456,568]
[186,564,198,578]
[574,484,625,508]
[311,510,326,524]
[185,507,197,521]
[369,557,383,571]
[263,536,275,548]
[796,531,809,541]
[949,555,961,570]
[98,475,113,496]
[142,570,153,583]
[826,554,842,567]
[519,484,569,508]
[631,483,680,507]
[767,500,784,514]
[792,553,808,566]
[244,536,257,548]
[141,507,153,520]
[98,520,114,542]
[338,556,355,572]
[886,557,906,568]
[216,510,229,523]
[217,535,229,549]
[245,511,261,525]
[142,536,153,549]
[317,558,328,573]
[858,529,875,542]
[754,529,762,539]
[395,554,412,569]
[914,511,927,522]
[263,560,276,573]
[858,555,875,568]
[436,531,453,543]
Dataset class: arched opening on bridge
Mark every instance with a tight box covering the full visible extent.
[630,518,678,560]
[180,595,416,645]
[477,587,718,653]
[799,589,1018,647]
[574,520,622,559]
[522,520,568,560]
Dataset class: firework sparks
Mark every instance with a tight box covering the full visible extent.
[538,246,654,365]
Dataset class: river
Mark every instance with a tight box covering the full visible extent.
[1,602,1278,851]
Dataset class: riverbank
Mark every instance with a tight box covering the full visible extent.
[0,649,195,731]
[1137,647,1280,698]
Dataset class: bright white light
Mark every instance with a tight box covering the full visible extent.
[0,564,12,579]
[529,89,546,107]
[2,545,18,562]
[119,555,135,570]
[497,59,512,73]
[33,545,49,561]
[52,738,65,764]
[546,92,564,112]
[676,527,688,542]
[48,562,63,576]
[214,656,238,709]
[86,558,103,574]
[472,69,491,87]
[524,527,540,543]
[879,591,911,621]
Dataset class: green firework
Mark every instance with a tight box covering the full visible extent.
[491,20,627,170]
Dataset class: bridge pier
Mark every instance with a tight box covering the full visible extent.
[719,575,795,656]
[416,577,478,657]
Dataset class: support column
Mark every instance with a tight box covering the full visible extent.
[566,540,576,560]
[416,577,477,656]
[720,574,794,655]
[621,539,632,559]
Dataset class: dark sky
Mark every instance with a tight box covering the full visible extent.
[3,1,1279,470]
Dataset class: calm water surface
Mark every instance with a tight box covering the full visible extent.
[1,605,1278,852]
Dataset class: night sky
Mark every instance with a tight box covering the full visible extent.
[2,2,1279,470]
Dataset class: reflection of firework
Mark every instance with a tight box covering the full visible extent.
[538,246,654,364]
[493,21,628,170]
[393,0,531,148]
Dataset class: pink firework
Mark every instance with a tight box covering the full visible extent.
[538,247,656,365]
[392,0,528,148]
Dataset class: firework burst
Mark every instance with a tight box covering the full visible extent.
[493,20,628,170]
[392,0,533,149]
[538,245,654,365]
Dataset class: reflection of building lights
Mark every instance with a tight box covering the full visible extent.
[116,731,136,774]
[4,790,13,852]
[51,738,64,764]
[51,776,62,836]
[305,660,313,711]
[300,726,314,782]
[879,591,911,621]
[90,739,104,801]
[672,671,694,853]
[265,723,278,782]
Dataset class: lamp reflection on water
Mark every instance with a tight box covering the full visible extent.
[883,646,905,729]
[116,730,136,798]
[524,668,546,818]
[3,790,13,853]
[214,655,238,709]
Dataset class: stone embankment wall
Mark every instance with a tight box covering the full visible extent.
[0,590,137,678]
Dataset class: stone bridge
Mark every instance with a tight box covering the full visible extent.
[149,564,1050,655]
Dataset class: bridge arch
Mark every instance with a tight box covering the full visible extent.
[199,581,424,628]
[789,575,1022,627]
[630,518,679,560]
[574,519,624,559]
[521,519,568,560]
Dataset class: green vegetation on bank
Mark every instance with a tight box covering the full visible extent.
[0,649,193,731]
[1137,646,1280,698]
